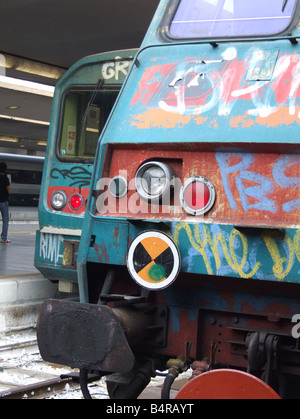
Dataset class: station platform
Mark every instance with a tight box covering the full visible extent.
[9,206,39,223]
[0,207,58,333]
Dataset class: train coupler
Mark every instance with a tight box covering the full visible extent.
[161,341,192,399]
[37,299,135,373]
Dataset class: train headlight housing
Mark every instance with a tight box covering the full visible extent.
[109,175,128,198]
[50,190,68,211]
[180,176,216,216]
[135,161,174,202]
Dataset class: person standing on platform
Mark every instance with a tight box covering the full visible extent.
[0,161,11,243]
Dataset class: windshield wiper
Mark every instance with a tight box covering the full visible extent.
[81,78,103,128]
[78,77,103,154]
[282,0,288,12]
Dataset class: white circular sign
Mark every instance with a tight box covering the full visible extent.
[127,231,181,290]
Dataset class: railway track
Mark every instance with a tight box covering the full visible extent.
[0,329,108,399]
[0,375,74,399]
[0,328,189,399]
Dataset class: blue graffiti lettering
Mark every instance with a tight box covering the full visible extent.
[236,171,277,212]
[216,152,299,213]
[215,152,253,210]
[273,155,300,213]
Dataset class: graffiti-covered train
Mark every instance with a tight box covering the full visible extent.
[35,0,300,399]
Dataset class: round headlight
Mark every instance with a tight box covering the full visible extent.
[50,190,68,211]
[180,176,216,216]
[135,161,174,201]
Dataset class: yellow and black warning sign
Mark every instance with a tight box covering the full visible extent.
[127,231,181,290]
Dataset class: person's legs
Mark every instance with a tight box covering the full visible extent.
[0,202,9,242]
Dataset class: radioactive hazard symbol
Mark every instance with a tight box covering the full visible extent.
[127,231,181,290]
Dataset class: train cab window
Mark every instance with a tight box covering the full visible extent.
[58,86,119,161]
[169,0,297,38]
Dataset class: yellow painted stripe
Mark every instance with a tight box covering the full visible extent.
[0,272,41,279]
[8,231,35,235]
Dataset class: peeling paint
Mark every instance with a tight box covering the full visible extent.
[129,49,300,132]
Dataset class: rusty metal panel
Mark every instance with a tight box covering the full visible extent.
[94,144,299,283]
[87,221,129,265]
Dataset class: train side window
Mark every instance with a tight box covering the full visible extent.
[169,0,297,39]
[58,86,119,162]
[7,169,42,185]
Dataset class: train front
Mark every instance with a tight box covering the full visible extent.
[37,0,300,399]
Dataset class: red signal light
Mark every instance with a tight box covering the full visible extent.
[180,176,216,216]
[69,194,84,210]
[184,181,210,210]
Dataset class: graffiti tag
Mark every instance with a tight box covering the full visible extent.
[216,151,300,213]
[173,223,300,282]
[39,233,63,265]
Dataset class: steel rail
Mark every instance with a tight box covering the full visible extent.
[0,376,73,399]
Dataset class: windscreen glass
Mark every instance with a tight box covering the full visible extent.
[58,86,119,161]
[170,0,296,38]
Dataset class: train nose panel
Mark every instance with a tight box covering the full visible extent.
[37,299,135,373]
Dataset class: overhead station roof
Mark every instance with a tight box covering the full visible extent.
[0,0,159,153]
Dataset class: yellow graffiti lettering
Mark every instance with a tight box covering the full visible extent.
[294,229,300,263]
[262,231,294,281]
[174,223,299,281]
[204,227,237,274]
[174,223,261,279]
[205,228,222,272]
[228,229,261,279]
[206,226,261,278]
[173,223,212,275]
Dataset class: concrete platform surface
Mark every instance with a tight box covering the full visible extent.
[0,216,58,333]
[9,206,38,222]
[0,221,39,276]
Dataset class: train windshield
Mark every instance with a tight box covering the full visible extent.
[58,85,119,161]
[169,0,297,38]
